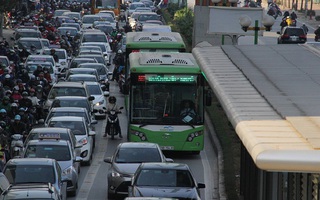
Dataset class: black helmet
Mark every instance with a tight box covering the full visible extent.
[109,96,116,103]
[0,121,6,128]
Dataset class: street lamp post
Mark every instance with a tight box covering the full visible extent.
[239,15,275,45]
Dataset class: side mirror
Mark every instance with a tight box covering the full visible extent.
[277,31,280,34]
[91,120,98,125]
[104,157,112,163]
[119,106,124,110]
[88,96,95,101]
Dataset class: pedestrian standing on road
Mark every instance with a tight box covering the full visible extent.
[301,23,309,34]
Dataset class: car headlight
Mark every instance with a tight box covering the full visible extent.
[96,100,104,106]
[78,137,88,145]
[62,166,75,176]
[111,171,121,177]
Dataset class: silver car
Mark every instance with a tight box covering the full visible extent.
[104,142,173,199]
[22,137,82,196]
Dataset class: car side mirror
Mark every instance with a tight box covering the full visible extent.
[88,96,95,101]
[198,183,206,189]
[165,158,174,163]
[91,120,98,125]
[103,157,112,163]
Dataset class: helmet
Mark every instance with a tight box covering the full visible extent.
[22,91,28,96]
[14,115,21,121]
[0,109,6,113]
[19,107,25,112]
[50,48,56,52]
[29,88,35,93]
[109,96,116,103]
[0,121,6,128]
[117,50,122,54]
[11,103,18,107]
[5,74,10,79]
[3,96,10,101]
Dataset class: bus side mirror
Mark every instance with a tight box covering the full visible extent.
[206,90,212,106]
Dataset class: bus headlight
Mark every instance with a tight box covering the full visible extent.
[186,131,203,142]
[130,130,148,141]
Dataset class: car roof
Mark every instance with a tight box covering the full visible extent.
[84,81,100,86]
[82,31,106,35]
[49,116,85,122]
[3,183,59,199]
[6,158,57,165]
[52,81,86,87]
[27,139,69,146]
[68,74,97,78]
[18,37,42,41]
[54,96,89,100]
[58,26,78,30]
[16,29,40,32]
[30,127,70,133]
[78,63,105,67]
[72,57,96,61]
[139,162,189,170]
[70,68,98,72]
[50,107,87,112]
[119,142,160,149]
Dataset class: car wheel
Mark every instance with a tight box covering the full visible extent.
[68,188,77,197]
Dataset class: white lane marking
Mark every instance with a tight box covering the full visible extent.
[202,149,215,200]
[76,132,107,200]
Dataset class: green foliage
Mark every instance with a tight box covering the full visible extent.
[172,8,194,51]
[0,0,18,13]
[307,10,316,16]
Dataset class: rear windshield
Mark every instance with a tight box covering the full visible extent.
[285,28,305,35]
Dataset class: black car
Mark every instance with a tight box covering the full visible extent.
[128,162,205,199]
[277,27,307,44]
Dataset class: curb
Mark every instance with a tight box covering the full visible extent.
[205,111,227,200]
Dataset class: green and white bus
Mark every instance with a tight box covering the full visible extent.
[125,32,187,54]
[128,52,207,154]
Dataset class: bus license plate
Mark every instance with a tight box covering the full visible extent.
[161,146,174,150]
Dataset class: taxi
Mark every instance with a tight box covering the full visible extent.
[22,133,82,197]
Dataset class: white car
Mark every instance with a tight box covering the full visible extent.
[47,116,96,166]
[85,81,109,119]
[81,15,102,29]
[81,42,112,65]
[43,48,69,75]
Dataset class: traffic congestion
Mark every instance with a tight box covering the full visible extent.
[0,0,210,200]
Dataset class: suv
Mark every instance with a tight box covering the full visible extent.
[47,116,96,166]
[2,158,67,200]
[277,26,307,44]
[44,81,93,111]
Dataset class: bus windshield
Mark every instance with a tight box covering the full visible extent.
[130,78,204,125]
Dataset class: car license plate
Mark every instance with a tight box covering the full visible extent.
[291,37,297,41]
[161,146,174,150]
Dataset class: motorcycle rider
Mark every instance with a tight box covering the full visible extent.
[50,48,59,63]
[29,45,38,55]
[19,91,32,110]
[315,25,320,37]
[301,23,309,34]
[123,21,132,33]
[9,115,27,141]
[103,96,122,138]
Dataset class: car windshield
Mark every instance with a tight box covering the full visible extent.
[16,31,41,39]
[130,3,145,10]
[51,99,90,111]
[135,169,194,187]
[87,85,101,95]
[138,14,160,22]
[285,28,304,35]
[27,63,54,74]
[49,121,86,135]
[115,148,162,163]
[80,65,106,76]
[48,87,86,99]
[17,40,42,50]
[83,43,107,52]
[82,16,101,23]
[61,23,80,31]
[26,56,54,65]
[82,34,108,43]
[25,145,71,161]
[79,55,104,64]
[58,28,78,36]
[43,50,66,59]
[4,165,55,184]
[47,111,89,124]
[69,70,97,76]
[70,59,97,68]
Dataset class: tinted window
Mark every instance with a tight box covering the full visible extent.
[48,111,89,123]
[4,165,55,184]
[136,169,193,187]
[68,76,97,82]
[51,99,90,111]
[82,34,108,43]
[286,28,305,35]
[49,121,86,135]
[49,87,86,99]
[87,84,102,95]
[25,145,71,161]
[115,148,161,163]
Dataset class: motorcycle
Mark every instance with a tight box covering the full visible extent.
[315,35,320,42]
[10,134,24,158]
[100,107,124,139]
[267,3,282,19]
